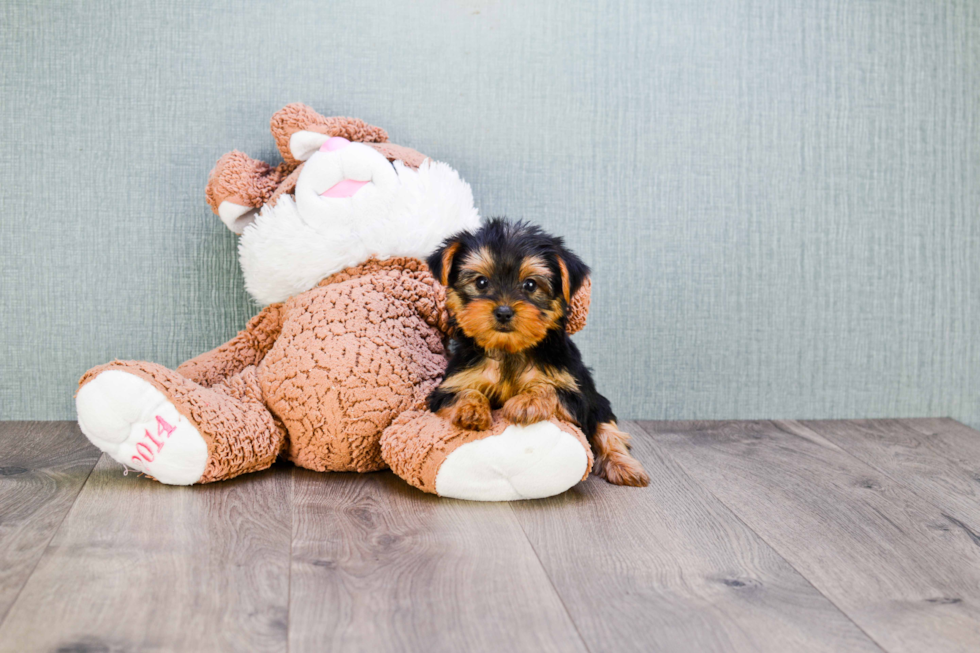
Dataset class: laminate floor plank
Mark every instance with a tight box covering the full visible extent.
[0,422,100,624]
[0,456,292,653]
[510,422,883,653]
[640,419,980,653]
[289,468,588,653]
[803,419,980,532]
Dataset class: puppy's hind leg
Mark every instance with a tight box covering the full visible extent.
[592,422,650,487]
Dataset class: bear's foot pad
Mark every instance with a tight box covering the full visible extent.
[76,370,207,485]
[435,421,589,501]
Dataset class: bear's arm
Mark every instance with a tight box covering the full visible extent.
[566,276,591,335]
[176,303,285,387]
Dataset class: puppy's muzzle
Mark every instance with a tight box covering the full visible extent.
[493,305,515,329]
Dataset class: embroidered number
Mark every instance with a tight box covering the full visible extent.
[135,442,156,462]
[131,415,177,466]
[156,415,175,437]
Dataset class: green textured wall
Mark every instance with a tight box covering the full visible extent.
[1,0,978,426]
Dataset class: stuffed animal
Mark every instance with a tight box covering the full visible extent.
[75,103,595,501]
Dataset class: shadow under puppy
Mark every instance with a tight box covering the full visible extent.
[426,218,650,487]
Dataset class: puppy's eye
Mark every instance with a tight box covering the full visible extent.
[522,279,537,293]
[475,277,489,291]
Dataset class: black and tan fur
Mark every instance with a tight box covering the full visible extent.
[426,218,649,487]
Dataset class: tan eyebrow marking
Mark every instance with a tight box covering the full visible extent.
[519,255,552,282]
[557,257,571,303]
[460,246,495,279]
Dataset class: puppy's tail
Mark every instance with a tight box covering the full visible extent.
[592,422,650,487]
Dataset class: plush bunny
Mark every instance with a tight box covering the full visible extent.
[75,104,594,501]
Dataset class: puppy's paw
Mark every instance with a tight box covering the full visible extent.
[596,452,650,487]
[592,422,650,487]
[502,391,557,426]
[448,392,493,431]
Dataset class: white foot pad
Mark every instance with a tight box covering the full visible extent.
[435,421,589,501]
[76,370,208,485]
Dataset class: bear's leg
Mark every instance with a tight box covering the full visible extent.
[380,411,593,501]
[76,361,286,485]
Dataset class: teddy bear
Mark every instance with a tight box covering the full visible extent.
[75,103,595,501]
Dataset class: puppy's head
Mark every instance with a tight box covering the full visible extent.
[427,218,590,353]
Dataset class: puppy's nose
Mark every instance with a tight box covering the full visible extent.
[319,136,350,152]
[493,305,515,322]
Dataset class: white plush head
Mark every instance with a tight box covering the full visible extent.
[237,137,480,305]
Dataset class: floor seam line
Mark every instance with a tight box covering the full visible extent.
[634,420,892,653]
[0,449,102,629]
[794,418,980,531]
[508,502,594,653]
[286,466,294,653]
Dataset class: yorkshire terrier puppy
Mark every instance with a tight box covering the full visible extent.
[426,218,649,487]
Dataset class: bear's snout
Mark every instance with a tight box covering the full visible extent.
[320,136,350,153]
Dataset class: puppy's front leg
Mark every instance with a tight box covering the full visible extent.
[502,385,559,426]
[439,389,493,431]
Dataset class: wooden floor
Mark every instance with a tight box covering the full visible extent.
[2,420,980,652]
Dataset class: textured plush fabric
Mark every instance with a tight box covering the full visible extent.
[3,1,980,429]
[258,258,449,473]
[177,303,284,387]
[204,151,288,214]
[565,276,590,335]
[266,167,303,209]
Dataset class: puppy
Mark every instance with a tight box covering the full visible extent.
[426,218,649,487]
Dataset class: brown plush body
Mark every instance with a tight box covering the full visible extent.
[83,259,449,480]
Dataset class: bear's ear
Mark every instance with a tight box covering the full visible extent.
[288,130,331,163]
[427,236,464,287]
[270,103,389,165]
[206,151,286,234]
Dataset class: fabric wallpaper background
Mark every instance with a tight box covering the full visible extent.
[1,0,978,427]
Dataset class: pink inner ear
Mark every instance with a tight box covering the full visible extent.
[320,179,369,198]
[320,136,351,152]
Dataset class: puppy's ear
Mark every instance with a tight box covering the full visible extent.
[427,236,463,287]
[555,246,590,305]
[555,245,592,335]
